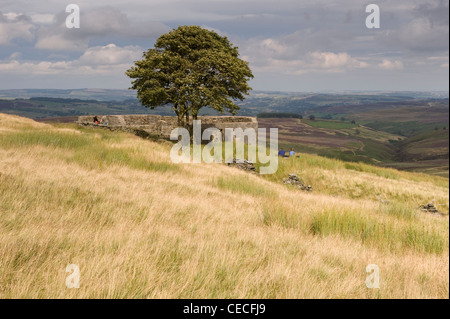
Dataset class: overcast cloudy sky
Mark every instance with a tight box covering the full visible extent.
[0,0,448,91]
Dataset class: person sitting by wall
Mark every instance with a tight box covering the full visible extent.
[100,116,108,126]
[93,116,99,124]
[289,147,296,157]
[278,148,289,157]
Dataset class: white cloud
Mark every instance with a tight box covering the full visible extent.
[8,52,22,60]
[308,51,368,70]
[0,43,142,75]
[0,12,35,45]
[30,13,54,24]
[378,16,449,53]
[241,33,368,74]
[0,60,70,75]
[378,59,404,70]
[35,35,87,51]
[427,56,449,61]
[247,51,368,75]
[260,38,288,56]
[78,44,142,65]
[34,6,169,51]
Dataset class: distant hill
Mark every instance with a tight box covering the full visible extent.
[0,90,447,177]
[0,89,448,119]
[0,88,447,102]
[0,89,137,102]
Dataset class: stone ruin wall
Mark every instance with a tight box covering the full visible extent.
[77,114,258,138]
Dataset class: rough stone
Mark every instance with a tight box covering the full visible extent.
[283,174,312,191]
[227,159,257,173]
[420,203,439,214]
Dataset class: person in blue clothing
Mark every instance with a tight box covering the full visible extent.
[289,148,296,157]
[278,148,286,157]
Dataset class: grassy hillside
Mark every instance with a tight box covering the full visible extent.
[0,113,448,298]
[377,130,450,178]
[259,117,449,177]
[395,129,449,162]
[259,118,402,164]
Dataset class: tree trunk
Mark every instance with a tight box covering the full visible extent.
[185,111,190,128]
[185,110,194,138]
[177,111,184,127]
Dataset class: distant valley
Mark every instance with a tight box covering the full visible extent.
[0,89,448,177]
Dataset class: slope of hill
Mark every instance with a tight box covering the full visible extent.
[259,118,403,163]
[395,130,450,162]
[259,114,449,177]
[379,129,450,177]
[0,113,448,298]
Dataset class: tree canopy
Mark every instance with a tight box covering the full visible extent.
[126,25,254,127]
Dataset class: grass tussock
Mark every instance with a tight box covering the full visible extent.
[309,210,446,254]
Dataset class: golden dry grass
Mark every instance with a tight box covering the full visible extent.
[0,113,448,298]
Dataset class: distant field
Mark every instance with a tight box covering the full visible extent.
[302,119,358,130]
[260,117,449,177]
[380,160,449,178]
[364,121,448,137]
[260,118,398,161]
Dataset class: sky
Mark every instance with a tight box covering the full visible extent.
[0,0,448,92]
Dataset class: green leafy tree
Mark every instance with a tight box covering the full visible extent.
[126,25,254,127]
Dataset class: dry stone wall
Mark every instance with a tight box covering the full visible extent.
[77,115,258,139]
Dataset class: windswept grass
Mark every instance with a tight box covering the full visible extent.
[380,202,419,220]
[261,199,447,255]
[0,130,90,149]
[309,210,446,254]
[262,153,449,213]
[0,113,448,298]
[344,162,401,180]
[216,175,276,197]
[68,144,178,172]
[0,127,178,173]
